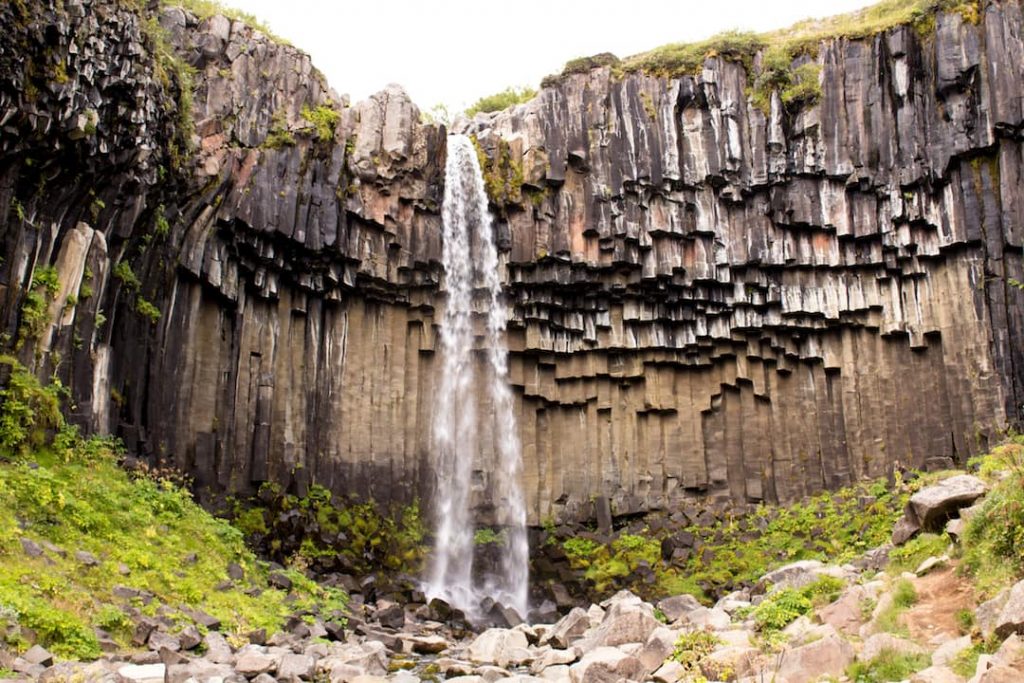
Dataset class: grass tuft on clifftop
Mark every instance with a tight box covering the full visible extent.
[0,359,345,660]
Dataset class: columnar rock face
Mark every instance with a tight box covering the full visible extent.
[1,0,1023,523]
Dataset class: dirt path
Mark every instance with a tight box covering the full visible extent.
[903,563,975,644]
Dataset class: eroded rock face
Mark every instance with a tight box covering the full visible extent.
[2,0,1024,522]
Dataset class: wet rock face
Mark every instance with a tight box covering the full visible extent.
[2,1,1024,523]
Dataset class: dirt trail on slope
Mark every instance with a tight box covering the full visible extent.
[903,563,975,644]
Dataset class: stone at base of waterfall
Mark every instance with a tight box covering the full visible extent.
[466,628,530,667]
[407,634,449,654]
[203,632,235,664]
[539,664,571,680]
[860,633,928,662]
[234,646,280,676]
[818,584,872,635]
[278,652,317,680]
[530,646,580,673]
[542,608,590,649]
[638,627,680,673]
[775,628,854,683]
[165,659,235,683]
[568,646,644,683]
[679,606,731,630]
[116,663,166,683]
[932,635,972,667]
[893,474,988,545]
[977,589,1012,638]
[580,602,661,652]
[317,641,389,680]
[652,659,686,683]
[657,594,702,623]
[702,645,761,680]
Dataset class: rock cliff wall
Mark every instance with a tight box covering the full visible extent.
[1,0,1022,523]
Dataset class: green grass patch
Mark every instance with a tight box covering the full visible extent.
[960,436,1024,597]
[0,359,347,660]
[873,578,917,635]
[889,532,949,573]
[671,630,721,676]
[465,86,537,117]
[847,648,930,683]
[752,575,845,633]
[300,105,340,142]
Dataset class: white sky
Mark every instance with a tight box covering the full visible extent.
[221,0,877,112]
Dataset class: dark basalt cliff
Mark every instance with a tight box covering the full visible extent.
[2,0,1023,523]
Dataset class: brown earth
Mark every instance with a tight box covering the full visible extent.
[904,563,975,645]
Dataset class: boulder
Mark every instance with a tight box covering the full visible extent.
[375,602,405,630]
[652,659,686,683]
[932,635,972,667]
[759,560,825,590]
[893,475,987,544]
[680,606,730,631]
[165,660,235,683]
[994,579,1024,638]
[638,627,679,673]
[543,607,590,649]
[202,631,234,664]
[466,628,530,667]
[657,594,702,623]
[408,634,448,654]
[702,646,760,681]
[278,653,316,681]
[568,646,644,683]
[978,589,1012,638]
[817,584,870,635]
[580,601,661,652]
[147,630,180,652]
[22,645,53,667]
[234,646,280,677]
[775,630,854,683]
[115,663,166,683]
[530,646,579,673]
[916,555,950,576]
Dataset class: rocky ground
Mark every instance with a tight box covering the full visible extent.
[4,469,1024,683]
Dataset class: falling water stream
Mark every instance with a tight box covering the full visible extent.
[424,134,529,620]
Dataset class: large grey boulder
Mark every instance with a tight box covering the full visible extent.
[994,579,1024,638]
[568,646,644,683]
[579,600,661,652]
[234,646,280,677]
[775,629,854,683]
[893,475,987,544]
[657,594,702,623]
[542,607,591,649]
[909,665,965,683]
[466,628,530,667]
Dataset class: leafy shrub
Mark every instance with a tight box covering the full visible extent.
[112,261,140,290]
[0,357,64,457]
[752,575,846,632]
[17,266,60,345]
[563,537,600,563]
[671,629,721,675]
[300,105,340,142]
[752,587,813,631]
[135,297,161,323]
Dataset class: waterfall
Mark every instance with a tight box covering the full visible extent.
[424,134,529,620]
